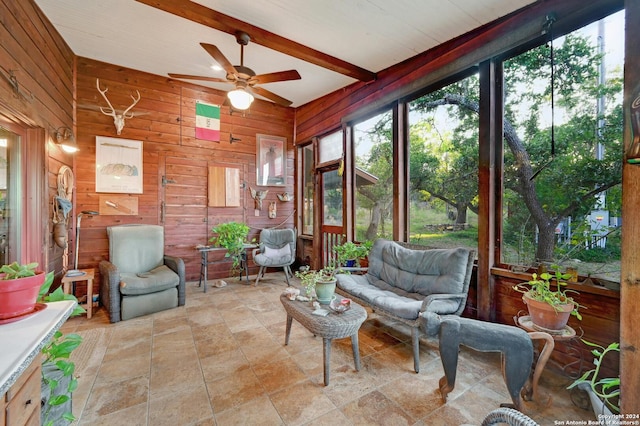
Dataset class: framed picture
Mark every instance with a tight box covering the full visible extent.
[95,136,143,193]
[256,134,286,186]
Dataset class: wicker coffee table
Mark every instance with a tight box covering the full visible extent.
[280,294,367,385]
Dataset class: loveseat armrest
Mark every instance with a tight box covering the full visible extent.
[99,260,122,323]
[420,292,469,315]
[164,255,186,306]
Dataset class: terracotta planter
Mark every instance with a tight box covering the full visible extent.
[523,293,573,331]
[0,271,46,319]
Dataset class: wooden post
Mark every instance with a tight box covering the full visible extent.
[620,0,640,414]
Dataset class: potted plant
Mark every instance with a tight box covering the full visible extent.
[333,240,372,267]
[38,270,86,426]
[0,261,47,320]
[568,340,620,416]
[512,267,582,330]
[209,221,251,276]
[295,265,338,304]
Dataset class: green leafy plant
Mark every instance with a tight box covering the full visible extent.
[295,264,342,297]
[333,240,371,266]
[209,221,252,275]
[512,267,582,320]
[0,261,39,279]
[568,340,620,414]
[38,271,86,426]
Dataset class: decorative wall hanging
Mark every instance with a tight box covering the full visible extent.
[268,202,277,219]
[195,101,221,142]
[277,192,292,202]
[99,195,139,215]
[249,187,268,215]
[96,78,141,135]
[95,136,143,193]
[256,134,286,186]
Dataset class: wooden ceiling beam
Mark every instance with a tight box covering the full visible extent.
[135,0,377,82]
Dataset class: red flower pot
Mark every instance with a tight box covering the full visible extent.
[0,271,45,319]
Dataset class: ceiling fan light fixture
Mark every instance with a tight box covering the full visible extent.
[227,88,254,110]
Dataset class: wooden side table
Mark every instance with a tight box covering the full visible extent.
[61,269,95,319]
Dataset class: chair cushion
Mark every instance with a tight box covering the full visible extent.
[108,224,164,273]
[119,265,180,296]
[264,245,290,259]
[336,273,459,320]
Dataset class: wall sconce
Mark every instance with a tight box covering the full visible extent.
[54,126,79,153]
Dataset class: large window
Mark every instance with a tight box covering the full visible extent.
[301,144,314,235]
[501,11,624,282]
[407,76,479,251]
[353,110,394,241]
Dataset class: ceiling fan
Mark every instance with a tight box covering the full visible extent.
[169,31,301,109]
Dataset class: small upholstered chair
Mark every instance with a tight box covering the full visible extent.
[99,224,185,323]
[252,228,296,286]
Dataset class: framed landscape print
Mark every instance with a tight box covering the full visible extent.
[95,136,143,193]
[256,134,286,186]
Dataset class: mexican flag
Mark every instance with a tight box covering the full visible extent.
[195,101,220,142]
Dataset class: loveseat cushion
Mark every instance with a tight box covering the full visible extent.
[119,265,180,296]
[367,239,471,298]
[336,273,460,320]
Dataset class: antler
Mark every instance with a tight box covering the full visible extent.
[122,90,141,119]
[96,78,116,116]
[95,78,141,135]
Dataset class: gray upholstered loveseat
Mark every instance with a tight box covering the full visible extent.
[335,239,475,373]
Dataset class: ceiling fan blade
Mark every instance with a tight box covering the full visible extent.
[200,43,237,76]
[249,70,301,85]
[168,73,229,83]
[248,86,293,107]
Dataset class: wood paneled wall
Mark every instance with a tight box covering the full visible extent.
[74,58,295,281]
[0,0,74,276]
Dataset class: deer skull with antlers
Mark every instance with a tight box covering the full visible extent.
[96,78,141,135]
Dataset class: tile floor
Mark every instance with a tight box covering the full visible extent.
[61,272,596,425]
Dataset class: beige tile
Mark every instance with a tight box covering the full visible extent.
[200,348,251,382]
[214,395,284,425]
[67,276,600,426]
[148,383,213,425]
[270,380,337,426]
[340,390,414,425]
[206,368,266,412]
[81,376,149,422]
[78,402,148,426]
[253,357,308,394]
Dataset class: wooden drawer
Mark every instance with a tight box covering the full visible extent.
[4,361,40,426]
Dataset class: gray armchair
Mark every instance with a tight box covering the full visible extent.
[252,228,296,286]
[99,224,185,323]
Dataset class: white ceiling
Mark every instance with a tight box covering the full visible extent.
[34,0,535,108]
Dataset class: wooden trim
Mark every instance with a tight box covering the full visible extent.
[134,0,376,82]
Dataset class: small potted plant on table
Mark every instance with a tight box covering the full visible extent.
[513,267,582,331]
[295,265,338,305]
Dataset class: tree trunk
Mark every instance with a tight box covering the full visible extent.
[365,202,382,241]
[455,202,467,225]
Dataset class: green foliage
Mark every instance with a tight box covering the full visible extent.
[568,340,620,414]
[210,221,251,274]
[333,240,371,266]
[0,261,39,279]
[512,268,582,320]
[38,270,86,426]
[295,265,338,297]
[41,331,82,426]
